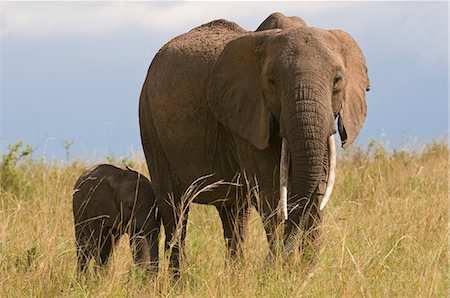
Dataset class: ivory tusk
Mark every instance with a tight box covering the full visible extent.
[279,138,289,220]
[320,134,336,210]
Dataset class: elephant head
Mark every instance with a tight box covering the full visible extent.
[256,12,307,31]
[207,14,369,250]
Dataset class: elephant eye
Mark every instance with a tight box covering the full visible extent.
[333,73,342,86]
[268,78,276,86]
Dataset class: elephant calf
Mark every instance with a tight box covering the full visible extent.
[72,164,159,273]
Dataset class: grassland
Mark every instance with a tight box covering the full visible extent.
[0,140,448,297]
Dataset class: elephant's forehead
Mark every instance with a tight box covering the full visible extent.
[279,30,341,67]
[268,27,331,51]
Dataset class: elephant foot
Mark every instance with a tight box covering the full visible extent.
[282,230,321,273]
[148,262,159,275]
[167,251,183,281]
[136,261,158,275]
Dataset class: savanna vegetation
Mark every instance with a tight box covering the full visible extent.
[0,140,448,297]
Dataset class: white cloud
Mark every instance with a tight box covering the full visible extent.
[2,2,446,76]
[2,2,161,37]
[2,2,352,38]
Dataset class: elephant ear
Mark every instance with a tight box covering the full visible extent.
[329,30,370,149]
[256,12,307,31]
[208,31,277,150]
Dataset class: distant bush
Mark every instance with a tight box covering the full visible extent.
[0,141,34,193]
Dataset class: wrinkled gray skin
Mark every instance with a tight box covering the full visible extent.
[139,12,369,272]
[73,164,159,273]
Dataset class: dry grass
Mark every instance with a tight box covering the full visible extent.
[0,141,448,297]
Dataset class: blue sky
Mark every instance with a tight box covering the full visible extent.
[1,2,448,160]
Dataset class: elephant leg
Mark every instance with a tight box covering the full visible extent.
[158,192,189,275]
[233,130,283,260]
[76,249,89,273]
[254,193,283,259]
[75,227,89,273]
[128,229,159,273]
[129,220,159,272]
[250,163,283,259]
[140,108,185,274]
[76,239,90,273]
[98,234,114,267]
[130,234,151,268]
[147,226,160,272]
[216,201,250,260]
[143,203,161,272]
[94,225,117,268]
[147,231,159,272]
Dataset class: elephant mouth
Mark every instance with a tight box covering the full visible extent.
[279,134,336,219]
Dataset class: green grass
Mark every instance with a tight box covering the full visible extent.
[0,141,448,297]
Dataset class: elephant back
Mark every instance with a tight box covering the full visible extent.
[161,19,246,60]
[140,20,246,185]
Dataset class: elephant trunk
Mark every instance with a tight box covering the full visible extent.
[279,134,336,219]
[288,102,328,201]
[281,85,332,251]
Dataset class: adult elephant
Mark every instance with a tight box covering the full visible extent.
[139,12,369,271]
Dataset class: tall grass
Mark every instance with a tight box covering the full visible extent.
[0,141,448,297]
